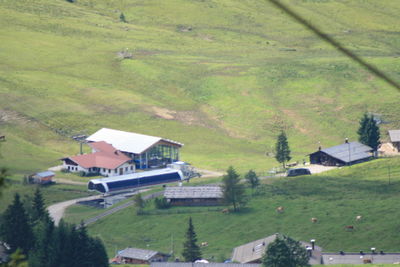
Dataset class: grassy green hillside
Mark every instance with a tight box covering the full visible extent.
[62,158,400,259]
[1,0,400,175]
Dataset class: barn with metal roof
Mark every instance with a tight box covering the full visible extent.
[309,141,372,166]
[114,247,169,264]
[86,128,183,169]
[388,129,400,151]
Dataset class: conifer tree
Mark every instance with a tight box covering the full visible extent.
[120,12,127,23]
[221,166,246,212]
[31,188,51,224]
[357,113,380,151]
[245,169,259,194]
[1,193,34,254]
[275,131,291,168]
[182,217,201,262]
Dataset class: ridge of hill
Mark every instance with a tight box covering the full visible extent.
[1,0,400,174]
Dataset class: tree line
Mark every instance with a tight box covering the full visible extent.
[0,189,109,267]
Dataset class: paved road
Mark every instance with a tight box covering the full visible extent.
[48,195,103,226]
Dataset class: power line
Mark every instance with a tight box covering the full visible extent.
[267,0,400,92]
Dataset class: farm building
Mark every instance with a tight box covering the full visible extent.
[388,130,400,151]
[309,141,372,166]
[151,263,260,267]
[28,171,55,184]
[86,128,183,169]
[231,233,322,265]
[113,247,169,264]
[164,186,223,206]
[322,252,400,265]
[62,141,135,176]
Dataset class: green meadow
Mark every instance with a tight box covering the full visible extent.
[61,158,400,260]
[1,0,400,176]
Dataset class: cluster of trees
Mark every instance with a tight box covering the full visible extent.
[221,167,260,212]
[0,189,109,267]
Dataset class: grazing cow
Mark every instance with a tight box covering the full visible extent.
[201,242,208,247]
[356,215,362,221]
[222,208,229,214]
[345,225,354,230]
[276,206,284,213]
[311,217,318,223]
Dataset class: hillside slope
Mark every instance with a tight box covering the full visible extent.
[1,0,400,173]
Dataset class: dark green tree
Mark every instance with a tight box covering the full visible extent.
[0,167,7,196]
[221,166,246,212]
[357,113,380,151]
[262,235,309,267]
[29,219,56,267]
[275,131,291,168]
[134,193,145,209]
[182,217,201,262]
[119,12,127,23]
[245,169,259,194]
[30,188,51,224]
[0,194,34,254]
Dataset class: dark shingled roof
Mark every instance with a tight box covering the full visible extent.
[164,186,223,199]
[319,141,372,163]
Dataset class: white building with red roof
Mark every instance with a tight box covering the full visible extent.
[62,141,135,177]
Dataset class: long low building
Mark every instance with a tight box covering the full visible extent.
[88,168,184,193]
[309,141,372,166]
[322,252,400,265]
[164,186,223,206]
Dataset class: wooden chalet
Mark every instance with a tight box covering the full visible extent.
[86,128,183,170]
[164,186,223,206]
[29,171,55,185]
[231,233,322,265]
[114,247,169,264]
[309,141,372,166]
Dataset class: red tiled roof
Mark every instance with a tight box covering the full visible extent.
[68,149,130,170]
[88,141,117,153]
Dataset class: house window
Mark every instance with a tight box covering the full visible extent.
[108,169,111,173]
[125,167,128,171]
[130,166,133,170]
[103,168,105,172]
[68,166,70,170]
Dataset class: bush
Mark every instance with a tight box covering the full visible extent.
[154,197,171,209]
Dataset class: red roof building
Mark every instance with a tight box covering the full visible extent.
[62,142,135,177]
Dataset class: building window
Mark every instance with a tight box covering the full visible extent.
[103,168,105,172]
[125,167,128,171]
[108,169,111,173]
[130,166,133,170]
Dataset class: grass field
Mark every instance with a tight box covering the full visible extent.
[62,157,400,260]
[1,0,400,177]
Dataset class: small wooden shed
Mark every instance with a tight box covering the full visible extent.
[29,171,55,185]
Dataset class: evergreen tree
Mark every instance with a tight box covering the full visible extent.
[29,219,56,267]
[30,188,51,224]
[1,194,34,254]
[120,12,127,23]
[221,166,246,212]
[7,249,28,267]
[357,113,380,151]
[245,169,259,194]
[275,131,291,168]
[262,235,309,267]
[0,167,7,196]
[182,217,201,262]
[86,237,109,267]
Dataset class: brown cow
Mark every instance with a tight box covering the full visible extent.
[311,217,318,223]
[276,206,284,213]
[222,208,230,214]
[345,225,354,230]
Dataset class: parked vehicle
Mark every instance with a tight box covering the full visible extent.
[286,168,311,177]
